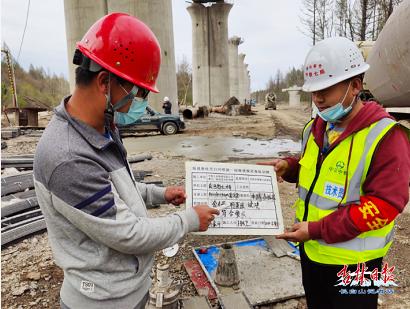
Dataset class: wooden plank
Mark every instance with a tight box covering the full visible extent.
[184,259,218,301]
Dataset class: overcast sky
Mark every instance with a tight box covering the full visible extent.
[1,0,311,91]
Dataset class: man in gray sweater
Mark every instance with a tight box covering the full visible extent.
[34,13,218,309]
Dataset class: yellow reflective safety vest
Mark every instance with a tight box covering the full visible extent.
[295,117,397,265]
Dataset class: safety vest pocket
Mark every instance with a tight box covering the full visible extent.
[294,199,304,221]
[299,154,315,170]
[314,241,359,263]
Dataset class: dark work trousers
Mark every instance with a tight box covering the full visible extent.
[163,102,172,114]
[300,245,382,309]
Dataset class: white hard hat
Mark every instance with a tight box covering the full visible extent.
[164,96,169,101]
[302,37,370,92]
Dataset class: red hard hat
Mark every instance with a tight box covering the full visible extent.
[76,13,161,93]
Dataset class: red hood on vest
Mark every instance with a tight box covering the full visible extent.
[310,101,395,151]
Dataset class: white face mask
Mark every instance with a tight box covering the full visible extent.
[316,82,355,123]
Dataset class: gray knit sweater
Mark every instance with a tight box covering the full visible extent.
[33,97,199,309]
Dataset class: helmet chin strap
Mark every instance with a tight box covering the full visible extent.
[335,83,358,123]
[339,82,351,106]
[343,82,358,112]
[104,73,114,132]
[104,72,139,132]
[113,86,139,111]
[102,72,136,182]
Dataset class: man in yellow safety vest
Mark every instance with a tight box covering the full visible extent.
[260,37,409,309]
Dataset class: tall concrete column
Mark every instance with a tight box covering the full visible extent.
[237,53,246,103]
[282,86,303,107]
[64,0,107,93]
[228,36,242,99]
[187,4,209,107]
[242,63,249,102]
[246,71,251,100]
[244,66,250,100]
[187,2,232,106]
[107,0,178,113]
[64,0,178,113]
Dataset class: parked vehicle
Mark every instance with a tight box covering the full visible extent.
[118,106,185,135]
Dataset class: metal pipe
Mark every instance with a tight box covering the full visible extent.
[182,107,199,119]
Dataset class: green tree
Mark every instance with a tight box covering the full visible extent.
[1,50,69,109]
[176,55,192,105]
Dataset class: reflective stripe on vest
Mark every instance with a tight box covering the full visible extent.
[346,118,397,202]
[296,118,397,265]
[299,118,396,210]
[317,227,395,251]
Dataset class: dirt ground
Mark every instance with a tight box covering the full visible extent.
[1,103,409,308]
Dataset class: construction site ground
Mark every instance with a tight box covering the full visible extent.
[1,103,409,309]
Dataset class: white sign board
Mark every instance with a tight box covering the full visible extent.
[185,161,284,235]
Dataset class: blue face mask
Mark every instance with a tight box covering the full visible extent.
[316,82,355,123]
[114,98,148,125]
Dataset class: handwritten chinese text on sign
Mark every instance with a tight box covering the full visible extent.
[186,161,284,235]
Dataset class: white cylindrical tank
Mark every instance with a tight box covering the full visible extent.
[364,0,410,108]
[228,36,242,99]
[64,0,107,93]
[187,2,232,106]
[107,0,178,113]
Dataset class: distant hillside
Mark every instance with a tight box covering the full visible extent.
[1,57,69,110]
